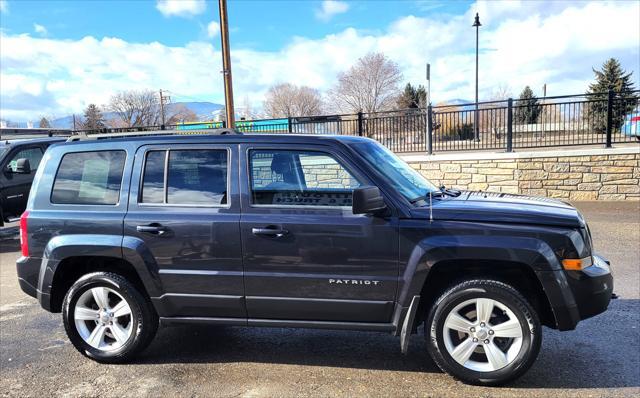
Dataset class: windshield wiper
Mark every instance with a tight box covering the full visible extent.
[409,191,446,204]
[439,185,462,197]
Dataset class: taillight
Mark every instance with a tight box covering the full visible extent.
[19,211,29,257]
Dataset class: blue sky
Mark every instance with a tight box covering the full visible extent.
[1,1,473,50]
[1,0,638,121]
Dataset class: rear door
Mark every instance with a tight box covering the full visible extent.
[124,143,245,319]
[239,143,399,323]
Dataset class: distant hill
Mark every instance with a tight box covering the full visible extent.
[48,101,224,129]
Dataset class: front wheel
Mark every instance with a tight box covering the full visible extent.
[62,272,158,363]
[426,279,541,386]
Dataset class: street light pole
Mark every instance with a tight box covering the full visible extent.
[218,0,235,128]
[473,12,481,142]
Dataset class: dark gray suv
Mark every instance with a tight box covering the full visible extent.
[17,130,613,385]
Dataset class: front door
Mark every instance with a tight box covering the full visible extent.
[124,144,245,319]
[239,144,399,323]
[0,145,44,219]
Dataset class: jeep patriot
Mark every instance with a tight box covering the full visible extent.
[16,129,613,385]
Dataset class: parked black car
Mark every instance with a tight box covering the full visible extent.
[16,130,613,385]
[0,137,65,225]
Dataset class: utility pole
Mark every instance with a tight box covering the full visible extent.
[472,13,481,142]
[72,114,76,131]
[218,0,235,128]
[159,89,171,127]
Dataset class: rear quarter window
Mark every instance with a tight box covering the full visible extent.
[51,151,126,205]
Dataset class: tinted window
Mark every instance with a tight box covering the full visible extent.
[140,149,228,206]
[7,147,44,172]
[250,150,361,207]
[141,151,166,204]
[52,151,126,205]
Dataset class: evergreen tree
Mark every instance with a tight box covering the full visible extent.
[515,86,541,124]
[38,117,51,128]
[586,58,636,133]
[397,83,427,109]
[82,104,105,131]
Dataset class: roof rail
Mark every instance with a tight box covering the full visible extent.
[66,128,242,142]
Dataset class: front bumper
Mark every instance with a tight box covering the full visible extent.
[565,254,613,321]
[541,253,613,331]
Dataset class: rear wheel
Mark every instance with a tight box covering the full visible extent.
[62,272,158,363]
[425,279,541,386]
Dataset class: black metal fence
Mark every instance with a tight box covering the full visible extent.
[67,89,639,154]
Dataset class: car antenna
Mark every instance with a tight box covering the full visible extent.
[429,191,433,223]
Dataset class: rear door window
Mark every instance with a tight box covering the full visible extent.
[51,151,126,205]
[140,149,228,206]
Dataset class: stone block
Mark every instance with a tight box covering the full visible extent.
[548,189,570,198]
[519,181,543,189]
[602,178,639,185]
[599,185,617,194]
[577,182,602,191]
[601,173,633,182]
[440,164,461,172]
[518,162,543,170]
[543,162,570,172]
[591,166,633,174]
[598,194,626,200]
[472,174,487,183]
[518,170,548,180]
[618,185,640,194]
[468,182,488,191]
[569,191,598,200]
[582,173,599,183]
[487,175,513,183]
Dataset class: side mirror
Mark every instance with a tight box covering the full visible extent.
[352,186,386,215]
[14,158,31,174]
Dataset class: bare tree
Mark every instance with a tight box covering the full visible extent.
[38,117,52,128]
[329,52,402,114]
[108,89,160,127]
[167,104,198,125]
[240,95,255,120]
[263,83,323,118]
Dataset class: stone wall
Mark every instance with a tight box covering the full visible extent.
[403,147,640,201]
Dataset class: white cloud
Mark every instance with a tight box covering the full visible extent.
[156,0,205,18]
[315,0,350,22]
[0,0,8,13]
[33,23,47,36]
[207,21,220,39]
[1,0,638,121]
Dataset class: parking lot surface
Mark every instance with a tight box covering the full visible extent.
[1,201,639,397]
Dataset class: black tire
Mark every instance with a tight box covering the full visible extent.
[425,279,541,386]
[62,272,158,363]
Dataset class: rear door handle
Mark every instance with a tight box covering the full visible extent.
[252,226,289,238]
[136,223,168,235]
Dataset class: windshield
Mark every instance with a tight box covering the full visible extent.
[351,140,438,203]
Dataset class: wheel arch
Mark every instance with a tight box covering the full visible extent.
[416,259,556,329]
[41,234,163,313]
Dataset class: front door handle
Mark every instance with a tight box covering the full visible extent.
[136,223,168,235]
[252,226,289,238]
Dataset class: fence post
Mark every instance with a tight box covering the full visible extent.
[426,106,433,155]
[605,89,613,148]
[357,111,363,136]
[287,116,293,133]
[506,98,513,152]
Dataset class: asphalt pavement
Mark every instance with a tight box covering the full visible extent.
[0,201,638,397]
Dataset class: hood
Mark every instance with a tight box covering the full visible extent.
[410,191,585,228]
